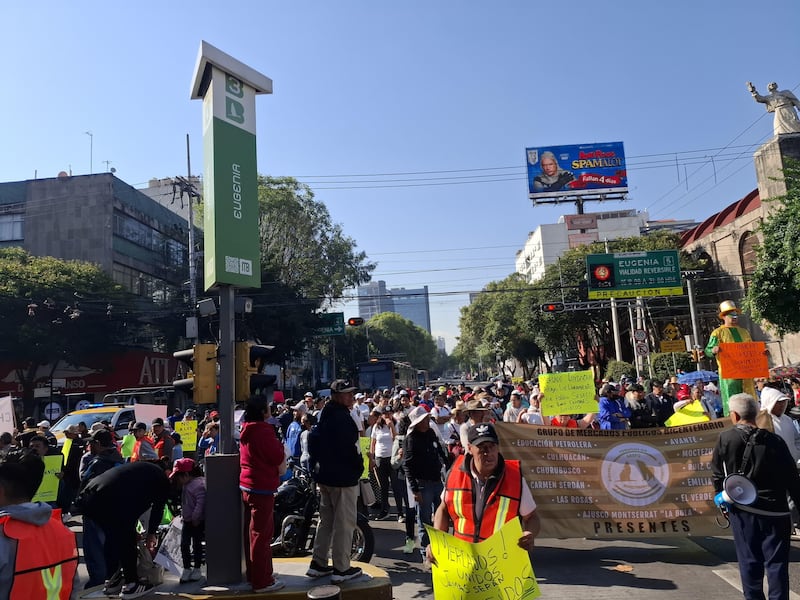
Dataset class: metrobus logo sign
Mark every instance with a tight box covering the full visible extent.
[586,250,683,299]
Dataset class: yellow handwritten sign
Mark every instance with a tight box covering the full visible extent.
[718,342,769,379]
[175,420,198,452]
[539,370,597,416]
[32,455,63,503]
[359,437,372,478]
[426,518,540,600]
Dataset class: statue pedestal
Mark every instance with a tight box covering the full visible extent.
[753,133,800,200]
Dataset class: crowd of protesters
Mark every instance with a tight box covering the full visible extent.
[2,363,800,596]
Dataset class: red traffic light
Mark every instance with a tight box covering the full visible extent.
[540,302,566,313]
[347,317,365,326]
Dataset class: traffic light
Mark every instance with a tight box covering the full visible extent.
[347,317,365,326]
[173,343,217,404]
[691,348,703,362]
[235,342,277,403]
[540,302,566,313]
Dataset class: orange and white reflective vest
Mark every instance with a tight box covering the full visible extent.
[1,509,78,600]
[443,454,522,543]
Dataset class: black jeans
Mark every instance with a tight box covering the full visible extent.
[375,457,393,514]
[181,520,205,569]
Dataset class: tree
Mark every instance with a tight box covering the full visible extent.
[0,248,125,417]
[364,312,437,369]
[249,176,375,361]
[456,231,706,376]
[746,160,800,335]
[257,176,374,301]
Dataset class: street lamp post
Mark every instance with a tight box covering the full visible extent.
[84,131,93,174]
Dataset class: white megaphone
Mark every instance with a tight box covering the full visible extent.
[721,474,758,505]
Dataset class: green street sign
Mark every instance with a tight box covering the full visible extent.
[191,42,273,292]
[312,312,345,337]
[586,250,683,299]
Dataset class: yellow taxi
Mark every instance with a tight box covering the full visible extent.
[50,404,137,446]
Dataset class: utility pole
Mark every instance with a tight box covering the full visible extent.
[84,131,93,174]
[684,271,703,370]
[605,239,622,361]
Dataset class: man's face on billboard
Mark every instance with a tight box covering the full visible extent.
[541,157,558,176]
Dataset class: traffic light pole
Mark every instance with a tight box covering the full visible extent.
[218,286,236,454]
[685,273,703,370]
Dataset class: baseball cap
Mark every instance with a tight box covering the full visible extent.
[133,422,148,432]
[304,392,314,398]
[89,429,114,447]
[330,379,358,393]
[169,458,196,480]
[354,392,366,400]
[209,411,219,419]
[468,423,499,446]
[37,420,51,428]
[292,401,307,413]
[399,390,409,397]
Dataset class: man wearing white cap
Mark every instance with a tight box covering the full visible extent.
[36,420,57,447]
[403,406,447,567]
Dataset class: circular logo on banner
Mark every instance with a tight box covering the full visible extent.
[601,443,669,506]
[74,400,92,411]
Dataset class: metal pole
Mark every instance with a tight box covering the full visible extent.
[628,303,640,379]
[85,131,93,174]
[605,240,622,361]
[686,276,702,370]
[218,286,235,454]
[186,134,198,312]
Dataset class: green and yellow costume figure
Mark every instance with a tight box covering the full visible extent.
[705,300,756,416]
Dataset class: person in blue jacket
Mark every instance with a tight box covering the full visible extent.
[598,383,631,430]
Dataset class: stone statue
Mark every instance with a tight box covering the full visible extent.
[747,81,800,136]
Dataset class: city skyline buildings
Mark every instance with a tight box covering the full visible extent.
[357,280,432,335]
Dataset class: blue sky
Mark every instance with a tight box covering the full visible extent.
[2,2,798,352]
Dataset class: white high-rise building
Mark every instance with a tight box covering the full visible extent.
[515,209,649,283]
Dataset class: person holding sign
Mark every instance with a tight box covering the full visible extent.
[705,300,757,416]
[428,423,539,565]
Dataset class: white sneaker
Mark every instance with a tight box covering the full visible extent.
[253,579,285,592]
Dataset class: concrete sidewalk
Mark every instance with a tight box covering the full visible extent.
[77,558,391,599]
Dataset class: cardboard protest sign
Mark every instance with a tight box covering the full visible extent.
[0,396,15,435]
[426,518,540,600]
[539,370,597,416]
[718,342,769,379]
[175,420,198,452]
[32,454,63,503]
[360,437,371,478]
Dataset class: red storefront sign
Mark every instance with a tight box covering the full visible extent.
[0,351,187,396]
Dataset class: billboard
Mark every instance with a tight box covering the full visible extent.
[526,141,628,200]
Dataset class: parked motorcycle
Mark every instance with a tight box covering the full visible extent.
[271,460,375,563]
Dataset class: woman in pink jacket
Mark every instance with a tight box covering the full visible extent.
[239,395,285,593]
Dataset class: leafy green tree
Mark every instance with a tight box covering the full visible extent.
[0,248,125,417]
[604,360,636,382]
[650,352,693,383]
[365,312,437,368]
[457,231,705,377]
[249,176,375,361]
[746,160,800,335]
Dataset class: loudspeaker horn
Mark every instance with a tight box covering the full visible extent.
[722,474,758,506]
